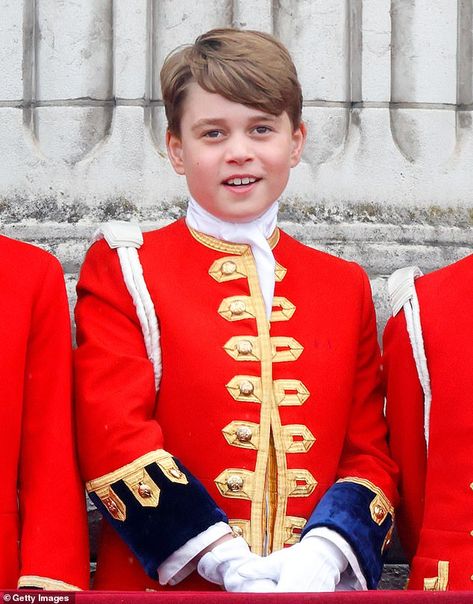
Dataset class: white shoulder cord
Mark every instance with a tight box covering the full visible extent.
[93,221,162,389]
[387,266,431,450]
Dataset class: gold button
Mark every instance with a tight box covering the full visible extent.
[138,482,152,498]
[470,575,473,581]
[373,505,386,521]
[232,525,243,537]
[229,300,246,315]
[470,482,473,490]
[237,340,253,355]
[239,380,254,395]
[221,261,237,275]
[227,475,244,492]
[470,530,473,537]
[236,426,253,443]
[170,468,183,479]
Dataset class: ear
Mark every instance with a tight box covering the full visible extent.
[290,121,307,168]
[166,129,186,175]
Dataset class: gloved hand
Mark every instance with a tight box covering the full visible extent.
[197,536,277,592]
[238,535,348,592]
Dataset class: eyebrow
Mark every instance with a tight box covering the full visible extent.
[191,114,278,133]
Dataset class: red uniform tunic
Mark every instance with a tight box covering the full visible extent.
[0,235,89,590]
[384,254,473,590]
[75,219,397,590]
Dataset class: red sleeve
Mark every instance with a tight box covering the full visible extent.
[383,310,427,560]
[74,240,163,481]
[337,267,399,506]
[19,256,89,589]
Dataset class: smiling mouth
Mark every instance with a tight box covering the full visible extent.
[223,176,260,187]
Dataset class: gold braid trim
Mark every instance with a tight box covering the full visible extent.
[189,226,280,253]
[17,576,81,590]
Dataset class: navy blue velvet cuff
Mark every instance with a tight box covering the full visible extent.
[301,481,393,589]
[88,455,227,580]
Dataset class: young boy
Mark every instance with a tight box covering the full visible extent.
[75,28,397,592]
[384,258,473,590]
[0,235,89,590]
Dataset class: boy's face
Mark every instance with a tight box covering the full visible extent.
[166,83,306,223]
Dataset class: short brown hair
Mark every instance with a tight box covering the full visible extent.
[160,28,303,136]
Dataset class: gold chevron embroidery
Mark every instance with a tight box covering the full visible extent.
[229,520,252,546]
[123,467,160,508]
[218,296,256,321]
[283,516,307,546]
[424,561,449,591]
[275,262,287,282]
[286,469,317,497]
[337,477,394,524]
[95,485,127,521]
[271,337,304,362]
[222,421,260,450]
[226,375,263,403]
[215,469,255,500]
[273,379,310,406]
[282,424,316,453]
[209,256,247,283]
[270,297,296,322]
[223,336,261,361]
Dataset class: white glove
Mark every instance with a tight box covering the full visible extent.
[197,536,277,592]
[239,535,348,592]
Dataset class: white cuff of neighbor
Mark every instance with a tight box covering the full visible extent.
[305,527,367,590]
[158,521,232,585]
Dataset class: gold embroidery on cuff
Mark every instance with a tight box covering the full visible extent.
[95,485,127,521]
[282,424,316,453]
[275,262,287,282]
[215,468,255,500]
[424,561,449,591]
[229,519,252,545]
[271,337,304,362]
[283,516,307,546]
[223,336,261,361]
[273,379,310,406]
[222,421,260,450]
[226,375,262,403]
[123,468,160,507]
[270,297,296,322]
[337,476,394,523]
[209,256,247,282]
[287,469,317,497]
[218,296,256,321]
[17,576,82,591]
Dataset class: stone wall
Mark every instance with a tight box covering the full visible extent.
[2,0,472,587]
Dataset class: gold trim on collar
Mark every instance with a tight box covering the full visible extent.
[424,561,449,591]
[17,576,81,591]
[189,226,280,253]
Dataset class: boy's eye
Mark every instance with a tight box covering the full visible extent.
[204,130,222,139]
[253,126,272,134]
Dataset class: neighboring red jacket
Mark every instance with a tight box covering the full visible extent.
[75,219,397,590]
[384,254,473,590]
[0,235,89,590]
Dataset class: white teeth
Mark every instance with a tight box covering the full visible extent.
[227,177,256,186]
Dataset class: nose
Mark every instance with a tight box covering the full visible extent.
[224,132,254,165]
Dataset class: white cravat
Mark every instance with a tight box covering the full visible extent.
[185,197,278,318]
